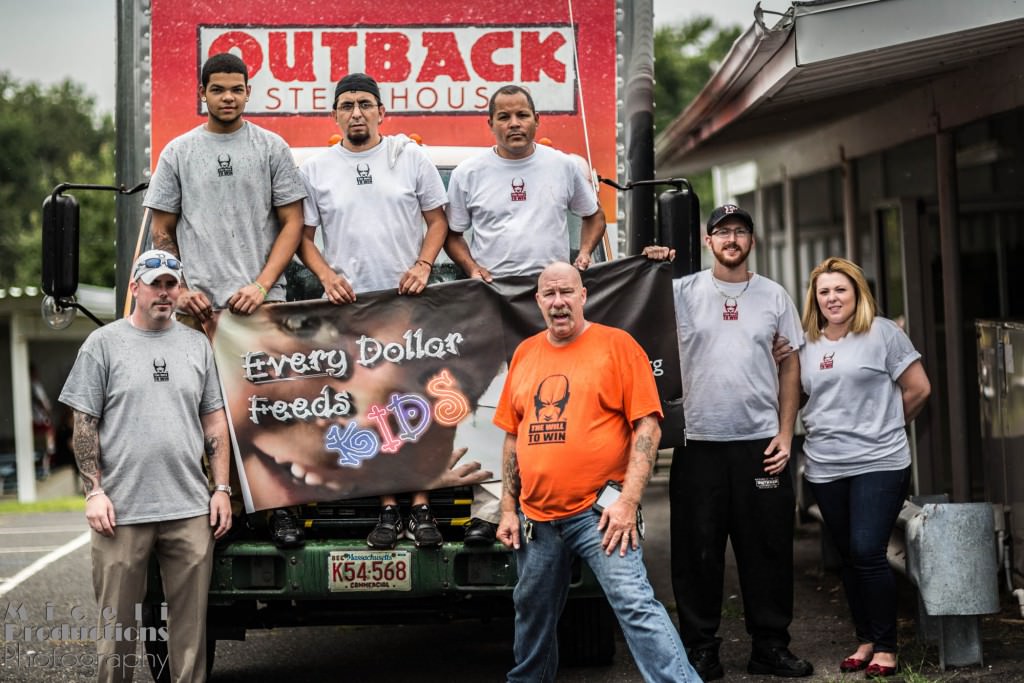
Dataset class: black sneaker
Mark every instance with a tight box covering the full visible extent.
[747,646,814,678]
[269,508,305,549]
[463,518,498,547]
[367,505,403,549]
[406,504,443,548]
[688,647,724,681]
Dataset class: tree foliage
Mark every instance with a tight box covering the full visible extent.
[654,17,742,133]
[654,17,742,209]
[0,73,116,288]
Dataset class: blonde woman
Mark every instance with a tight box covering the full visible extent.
[798,258,930,678]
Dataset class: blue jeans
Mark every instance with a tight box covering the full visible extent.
[509,508,699,683]
[808,466,910,652]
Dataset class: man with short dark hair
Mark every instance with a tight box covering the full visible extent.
[445,84,607,546]
[298,72,449,548]
[61,250,232,683]
[646,203,812,680]
[144,52,308,549]
[494,262,699,683]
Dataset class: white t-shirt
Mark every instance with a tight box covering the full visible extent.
[674,271,805,441]
[800,317,920,483]
[446,144,599,277]
[299,137,447,294]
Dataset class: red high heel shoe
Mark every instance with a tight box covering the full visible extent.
[839,656,869,672]
[865,661,898,678]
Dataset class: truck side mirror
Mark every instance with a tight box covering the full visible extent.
[42,192,80,298]
[658,186,701,278]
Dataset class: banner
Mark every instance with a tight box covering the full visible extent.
[212,257,680,512]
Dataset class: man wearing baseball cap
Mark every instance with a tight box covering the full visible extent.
[645,204,811,679]
[297,72,451,549]
[60,249,232,682]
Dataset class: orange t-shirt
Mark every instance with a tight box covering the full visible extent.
[493,323,663,521]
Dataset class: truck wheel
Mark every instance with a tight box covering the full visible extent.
[557,596,616,666]
[140,604,216,681]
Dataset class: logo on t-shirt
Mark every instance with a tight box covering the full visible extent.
[356,163,373,185]
[754,476,780,489]
[723,298,739,321]
[528,374,568,445]
[216,153,233,177]
[510,177,526,202]
[820,352,835,370]
[153,357,169,382]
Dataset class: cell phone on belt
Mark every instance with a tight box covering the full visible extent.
[592,480,622,513]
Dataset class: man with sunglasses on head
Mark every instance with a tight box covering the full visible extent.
[143,52,309,549]
[644,204,812,680]
[297,72,449,549]
[60,250,232,683]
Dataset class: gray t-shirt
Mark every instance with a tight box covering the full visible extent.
[143,121,307,307]
[59,319,224,525]
[799,317,920,483]
[675,271,805,441]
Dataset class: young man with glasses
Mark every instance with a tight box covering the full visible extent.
[645,204,812,680]
[297,72,449,549]
[60,250,232,682]
[143,52,309,549]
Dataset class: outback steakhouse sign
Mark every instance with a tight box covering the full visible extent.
[149,0,617,200]
[199,26,578,115]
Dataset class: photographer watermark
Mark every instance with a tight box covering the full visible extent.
[2,601,169,677]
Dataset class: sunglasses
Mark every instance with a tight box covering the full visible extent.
[133,255,182,278]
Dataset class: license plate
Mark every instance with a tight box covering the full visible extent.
[328,550,412,592]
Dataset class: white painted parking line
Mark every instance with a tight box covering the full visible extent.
[0,531,90,598]
[0,546,65,554]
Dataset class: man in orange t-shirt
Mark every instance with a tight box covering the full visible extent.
[493,262,698,683]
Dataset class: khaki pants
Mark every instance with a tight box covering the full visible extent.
[91,514,214,683]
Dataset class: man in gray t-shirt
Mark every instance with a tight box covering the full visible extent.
[645,204,813,681]
[60,250,231,683]
[143,52,307,549]
[144,52,306,317]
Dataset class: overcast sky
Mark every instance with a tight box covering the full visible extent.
[0,0,772,115]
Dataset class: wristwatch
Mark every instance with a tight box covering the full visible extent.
[213,484,232,496]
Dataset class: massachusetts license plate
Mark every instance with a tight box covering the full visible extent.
[328,550,412,592]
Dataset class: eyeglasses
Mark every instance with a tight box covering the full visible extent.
[336,100,380,113]
[133,255,182,276]
[710,227,752,239]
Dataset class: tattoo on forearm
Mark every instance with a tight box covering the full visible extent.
[72,412,102,493]
[634,434,656,486]
[204,435,219,458]
[152,233,179,257]
[504,449,521,498]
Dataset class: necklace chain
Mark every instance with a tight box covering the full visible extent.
[711,272,752,299]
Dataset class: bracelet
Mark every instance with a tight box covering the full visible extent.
[252,282,268,299]
[85,490,105,501]
[415,260,432,268]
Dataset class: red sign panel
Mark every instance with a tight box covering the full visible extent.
[150,0,617,187]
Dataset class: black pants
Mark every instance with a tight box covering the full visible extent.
[670,439,795,654]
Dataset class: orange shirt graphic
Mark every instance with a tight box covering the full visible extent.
[494,323,663,521]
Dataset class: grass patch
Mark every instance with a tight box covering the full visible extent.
[0,495,85,514]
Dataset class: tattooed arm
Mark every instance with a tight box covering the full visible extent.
[201,408,233,539]
[73,410,116,536]
[496,432,522,550]
[599,413,661,556]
